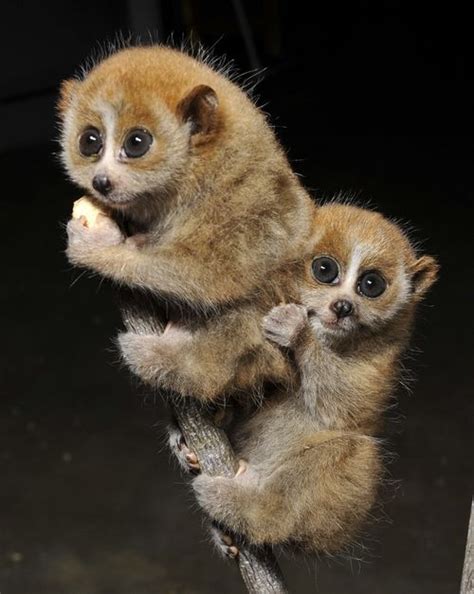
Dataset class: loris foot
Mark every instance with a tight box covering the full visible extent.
[118,332,166,382]
[117,328,191,384]
[210,525,240,559]
[192,460,248,527]
[168,425,200,474]
[262,303,308,348]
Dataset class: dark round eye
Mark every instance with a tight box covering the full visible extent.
[358,271,387,298]
[79,127,103,157]
[123,129,153,158]
[311,257,340,284]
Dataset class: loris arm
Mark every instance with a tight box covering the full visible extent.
[262,304,328,415]
[67,216,234,307]
[66,202,286,308]
[263,304,389,429]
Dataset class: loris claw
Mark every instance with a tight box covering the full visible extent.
[262,303,308,348]
[66,213,125,261]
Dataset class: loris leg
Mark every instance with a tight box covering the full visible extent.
[66,184,295,307]
[192,461,296,546]
[118,307,286,401]
[193,431,382,552]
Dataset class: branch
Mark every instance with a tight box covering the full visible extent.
[461,498,474,594]
[172,398,289,594]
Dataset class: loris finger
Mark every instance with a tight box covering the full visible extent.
[67,217,89,240]
[67,215,124,248]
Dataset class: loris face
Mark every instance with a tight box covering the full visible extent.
[58,48,220,217]
[301,204,438,338]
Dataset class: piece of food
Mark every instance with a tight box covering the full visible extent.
[72,197,104,227]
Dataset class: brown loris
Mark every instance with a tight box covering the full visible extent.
[59,45,316,402]
[180,203,438,556]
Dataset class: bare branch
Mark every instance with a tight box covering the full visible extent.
[461,498,474,594]
[173,399,289,594]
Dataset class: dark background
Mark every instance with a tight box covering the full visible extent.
[1,1,473,593]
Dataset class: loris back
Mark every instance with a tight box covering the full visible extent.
[59,45,316,401]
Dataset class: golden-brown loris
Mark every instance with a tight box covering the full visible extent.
[58,45,316,402]
[189,204,438,555]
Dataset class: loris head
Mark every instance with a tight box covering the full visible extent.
[301,204,438,340]
[57,47,224,219]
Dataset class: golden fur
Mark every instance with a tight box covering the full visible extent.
[59,47,438,556]
[59,45,316,401]
[192,204,438,554]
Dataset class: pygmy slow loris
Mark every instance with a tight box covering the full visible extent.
[59,45,316,402]
[177,203,438,555]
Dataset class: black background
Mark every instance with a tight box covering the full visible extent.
[1,1,473,593]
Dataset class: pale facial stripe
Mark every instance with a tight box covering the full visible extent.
[340,243,370,293]
[95,101,117,173]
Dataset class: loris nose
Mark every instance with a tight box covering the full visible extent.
[330,299,353,319]
[92,174,112,195]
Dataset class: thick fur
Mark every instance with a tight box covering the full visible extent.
[192,204,438,554]
[59,45,316,401]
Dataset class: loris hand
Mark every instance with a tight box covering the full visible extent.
[66,214,125,263]
[262,303,308,348]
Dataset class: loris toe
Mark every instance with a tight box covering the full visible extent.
[168,425,201,474]
[209,525,240,559]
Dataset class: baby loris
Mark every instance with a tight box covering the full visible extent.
[174,203,438,556]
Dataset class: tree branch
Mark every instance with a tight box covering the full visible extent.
[461,498,474,594]
[172,398,289,594]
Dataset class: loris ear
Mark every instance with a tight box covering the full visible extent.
[177,85,219,138]
[57,78,79,115]
[411,255,439,300]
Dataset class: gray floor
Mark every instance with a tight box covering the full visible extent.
[1,138,472,593]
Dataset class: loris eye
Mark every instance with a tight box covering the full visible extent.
[311,257,340,284]
[358,271,387,298]
[123,129,153,158]
[79,127,103,157]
